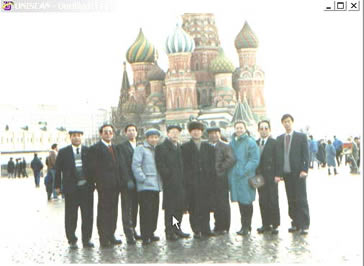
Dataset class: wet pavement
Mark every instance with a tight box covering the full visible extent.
[0,165,362,264]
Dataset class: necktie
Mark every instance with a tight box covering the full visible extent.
[285,135,291,152]
[261,139,265,147]
[108,145,116,161]
[76,148,80,154]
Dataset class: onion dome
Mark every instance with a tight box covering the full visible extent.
[165,21,195,54]
[147,64,166,81]
[210,48,235,74]
[126,29,156,64]
[234,21,259,49]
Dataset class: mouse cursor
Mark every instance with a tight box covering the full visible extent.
[172,216,180,230]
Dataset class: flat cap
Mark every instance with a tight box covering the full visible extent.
[68,130,83,135]
[167,125,182,132]
[206,127,221,133]
[145,128,161,137]
[187,121,204,132]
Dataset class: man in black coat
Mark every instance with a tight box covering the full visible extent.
[7,158,15,178]
[88,124,123,248]
[31,154,43,187]
[181,121,216,239]
[207,127,236,235]
[155,125,190,241]
[55,130,94,249]
[116,124,141,244]
[256,120,280,234]
[275,114,310,235]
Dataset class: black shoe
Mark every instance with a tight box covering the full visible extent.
[213,229,226,235]
[271,227,279,235]
[202,231,216,237]
[174,230,190,238]
[299,229,308,235]
[134,231,142,241]
[257,226,271,234]
[166,232,178,241]
[83,241,95,248]
[194,232,202,239]
[150,235,160,242]
[142,238,151,246]
[288,226,298,233]
[69,242,78,249]
[126,236,136,245]
[110,237,122,245]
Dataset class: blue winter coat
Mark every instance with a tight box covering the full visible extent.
[228,133,260,205]
[325,144,336,167]
[132,141,163,192]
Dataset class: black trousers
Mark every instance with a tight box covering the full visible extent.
[213,177,231,231]
[283,173,310,230]
[138,191,159,240]
[64,186,94,244]
[336,150,342,166]
[96,188,119,243]
[189,208,210,234]
[164,208,183,233]
[258,177,280,228]
[120,188,139,238]
[238,203,253,230]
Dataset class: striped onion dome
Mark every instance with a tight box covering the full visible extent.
[147,64,165,81]
[234,21,259,49]
[126,28,156,64]
[210,48,235,74]
[165,21,195,54]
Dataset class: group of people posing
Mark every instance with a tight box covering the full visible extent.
[54,113,311,249]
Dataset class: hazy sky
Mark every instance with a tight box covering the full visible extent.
[0,0,362,138]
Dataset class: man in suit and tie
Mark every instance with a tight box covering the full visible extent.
[55,130,94,249]
[256,120,280,235]
[275,114,310,235]
[207,127,236,235]
[116,124,142,244]
[88,124,122,248]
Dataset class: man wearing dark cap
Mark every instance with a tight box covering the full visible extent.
[207,127,236,235]
[156,125,190,241]
[55,130,94,249]
[116,124,141,244]
[88,124,122,248]
[181,121,216,239]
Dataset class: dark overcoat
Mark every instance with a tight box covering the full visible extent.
[155,138,186,211]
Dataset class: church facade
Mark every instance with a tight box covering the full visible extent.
[113,13,266,138]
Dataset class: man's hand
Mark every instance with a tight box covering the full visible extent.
[274,177,281,183]
[55,188,61,194]
[299,171,308,178]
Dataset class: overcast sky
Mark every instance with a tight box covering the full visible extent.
[0,0,362,138]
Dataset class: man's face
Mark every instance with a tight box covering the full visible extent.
[282,117,293,132]
[126,126,137,141]
[167,128,180,143]
[147,135,160,146]
[258,122,271,138]
[70,133,82,146]
[208,131,220,143]
[190,129,203,140]
[100,126,114,143]
[235,123,246,137]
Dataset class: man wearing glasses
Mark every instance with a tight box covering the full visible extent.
[88,124,123,248]
[256,120,280,235]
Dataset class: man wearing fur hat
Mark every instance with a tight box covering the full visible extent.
[181,121,217,239]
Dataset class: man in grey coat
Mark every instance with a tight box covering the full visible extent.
[132,128,163,245]
[207,127,236,235]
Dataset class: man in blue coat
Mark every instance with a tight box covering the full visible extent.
[275,114,310,235]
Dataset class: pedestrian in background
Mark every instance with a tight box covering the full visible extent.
[47,144,58,199]
[7,158,15,178]
[30,153,43,188]
[333,136,343,166]
[132,128,163,245]
[325,140,337,175]
[228,120,260,236]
